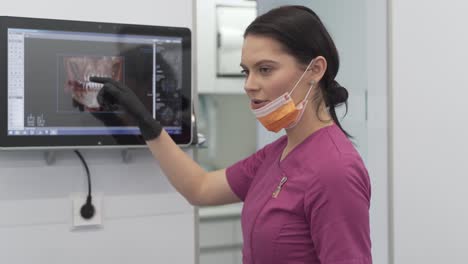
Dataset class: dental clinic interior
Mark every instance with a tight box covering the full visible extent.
[0,0,466,264]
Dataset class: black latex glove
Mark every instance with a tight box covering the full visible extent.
[89,77,162,141]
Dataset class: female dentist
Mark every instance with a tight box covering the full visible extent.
[91,5,372,264]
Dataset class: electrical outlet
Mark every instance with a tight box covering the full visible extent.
[71,193,103,229]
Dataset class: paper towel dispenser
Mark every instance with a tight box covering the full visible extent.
[216,5,256,77]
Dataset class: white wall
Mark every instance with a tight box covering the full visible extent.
[0,1,196,263]
[365,0,389,263]
[0,0,191,27]
[391,1,468,263]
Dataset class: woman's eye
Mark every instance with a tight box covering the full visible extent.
[259,67,272,74]
[240,69,249,76]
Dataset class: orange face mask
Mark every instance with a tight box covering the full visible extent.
[251,59,316,133]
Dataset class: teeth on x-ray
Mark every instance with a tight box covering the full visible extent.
[64,56,123,111]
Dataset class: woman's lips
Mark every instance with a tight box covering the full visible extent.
[250,100,269,109]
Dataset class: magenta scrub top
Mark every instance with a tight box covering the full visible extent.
[226,123,372,264]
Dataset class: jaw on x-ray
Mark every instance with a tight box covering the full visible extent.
[63,55,124,112]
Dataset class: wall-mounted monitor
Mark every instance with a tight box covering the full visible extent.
[0,16,192,149]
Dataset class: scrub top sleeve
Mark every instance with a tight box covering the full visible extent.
[304,155,372,264]
[225,144,269,201]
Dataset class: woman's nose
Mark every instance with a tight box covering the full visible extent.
[244,75,260,93]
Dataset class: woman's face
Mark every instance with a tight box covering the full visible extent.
[240,35,315,110]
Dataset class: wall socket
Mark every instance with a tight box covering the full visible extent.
[71,193,103,229]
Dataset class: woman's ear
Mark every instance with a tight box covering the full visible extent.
[307,56,327,82]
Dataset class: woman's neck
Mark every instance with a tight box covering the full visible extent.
[281,104,333,161]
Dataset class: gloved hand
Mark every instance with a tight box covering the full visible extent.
[89,77,162,141]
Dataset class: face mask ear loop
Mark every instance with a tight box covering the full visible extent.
[285,80,316,130]
[289,58,316,96]
[303,80,315,103]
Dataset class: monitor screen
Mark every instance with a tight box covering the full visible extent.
[0,16,192,149]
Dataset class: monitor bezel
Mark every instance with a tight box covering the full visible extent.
[0,16,192,149]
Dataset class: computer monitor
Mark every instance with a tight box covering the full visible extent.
[0,16,192,149]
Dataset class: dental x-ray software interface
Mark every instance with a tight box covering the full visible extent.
[8,28,184,137]
[0,15,193,149]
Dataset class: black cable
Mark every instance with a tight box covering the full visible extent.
[74,150,95,219]
[74,150,91,196]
